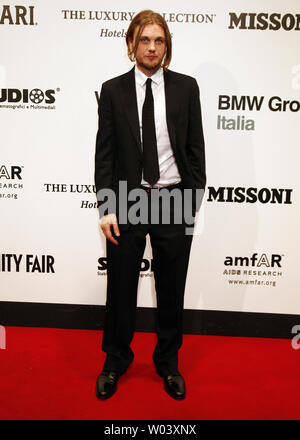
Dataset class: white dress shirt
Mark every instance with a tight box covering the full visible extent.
[135,66,181,188]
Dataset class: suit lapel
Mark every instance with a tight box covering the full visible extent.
[119,67,178,158]
[119,67,142,156]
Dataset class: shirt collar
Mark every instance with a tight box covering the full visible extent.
[135,65,164,87]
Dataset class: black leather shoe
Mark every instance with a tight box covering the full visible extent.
[95,370,119,399]
[163,374,186,400]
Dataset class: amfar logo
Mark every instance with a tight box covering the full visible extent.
[207,187,292,204]
[0,4,35,25]
[224,253,282,268]
[0,165,22,180]
[0,89,55,104]
[228,12,300,31]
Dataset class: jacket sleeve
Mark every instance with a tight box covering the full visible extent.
[187,78,206,211]
[94,83,116,216]
[187,78,206,212]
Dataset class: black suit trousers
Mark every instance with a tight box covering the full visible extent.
[101,188,194,377]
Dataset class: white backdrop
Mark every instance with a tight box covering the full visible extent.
[1,0,299,316]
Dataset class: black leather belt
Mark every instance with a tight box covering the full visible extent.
[140,183,182,195]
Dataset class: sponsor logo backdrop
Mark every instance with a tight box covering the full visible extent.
[1,0,299,315]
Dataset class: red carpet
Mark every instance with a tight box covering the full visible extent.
[0,326,299,420]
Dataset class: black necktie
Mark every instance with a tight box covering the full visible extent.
[142,78,160,186]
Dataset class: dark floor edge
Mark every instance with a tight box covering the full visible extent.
[0,300,299,339]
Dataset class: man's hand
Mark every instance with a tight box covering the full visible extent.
[100,213,120,245]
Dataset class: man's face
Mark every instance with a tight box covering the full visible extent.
[131,23,166,76]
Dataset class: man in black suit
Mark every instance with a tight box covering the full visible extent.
[95,9,206,400]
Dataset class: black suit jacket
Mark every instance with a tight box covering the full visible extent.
[95,67,206,223]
